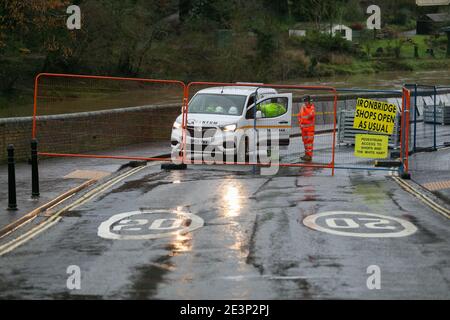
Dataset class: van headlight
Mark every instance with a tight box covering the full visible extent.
[173,122,181,129]
[222,124,236,132]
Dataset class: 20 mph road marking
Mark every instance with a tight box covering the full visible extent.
[98,209,204,240]
[303,211,417,238]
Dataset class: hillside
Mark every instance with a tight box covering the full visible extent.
[1,0,449,116]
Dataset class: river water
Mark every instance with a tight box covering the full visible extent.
[1,70,449,118]
[284,70,450,90]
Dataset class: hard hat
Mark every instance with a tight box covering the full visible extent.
[215,106,224,113]
[229,106,238,115]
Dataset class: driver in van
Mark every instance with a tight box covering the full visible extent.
[229,106,238,115]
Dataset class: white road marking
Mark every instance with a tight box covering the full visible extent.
[97,209,204,240]
[303,211,417,238]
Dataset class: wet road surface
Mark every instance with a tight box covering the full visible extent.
[0,160,449,300]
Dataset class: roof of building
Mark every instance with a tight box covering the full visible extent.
[423,13,450,22]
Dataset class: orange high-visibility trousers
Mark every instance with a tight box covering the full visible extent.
[301,127,315,157]
[298,103,316,158]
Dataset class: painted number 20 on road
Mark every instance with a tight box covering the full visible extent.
[303,211,417,238]
[98,210,204,240]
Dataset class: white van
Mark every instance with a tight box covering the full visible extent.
[171,86,293,162]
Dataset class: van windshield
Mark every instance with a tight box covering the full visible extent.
[188,94,247,116]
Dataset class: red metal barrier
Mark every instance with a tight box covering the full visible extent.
[400,87,411,176]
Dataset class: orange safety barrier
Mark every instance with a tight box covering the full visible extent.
[31,75,416,178]
[32,73,186,163]
[183,81,338,175]
[400,87,411,176]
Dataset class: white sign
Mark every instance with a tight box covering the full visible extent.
[303,211,417,238]
[98,209,204,240]
[416,0,450,6]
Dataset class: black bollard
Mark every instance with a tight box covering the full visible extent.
[7,145,17,211]
[31,139,40,198]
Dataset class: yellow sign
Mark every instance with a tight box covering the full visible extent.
[354,134,389,159]
[353,98,397,134]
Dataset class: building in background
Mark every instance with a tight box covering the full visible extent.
[417,13,450,34]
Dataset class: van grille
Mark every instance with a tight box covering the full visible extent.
[186,126,217,138]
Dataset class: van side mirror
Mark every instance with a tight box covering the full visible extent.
[256,110,263,119]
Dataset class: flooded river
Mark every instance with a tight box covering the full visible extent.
[285,70,450,90]
[1,70,449,118]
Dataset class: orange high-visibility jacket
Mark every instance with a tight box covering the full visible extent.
[298,103,315,128]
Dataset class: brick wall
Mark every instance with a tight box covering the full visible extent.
[0,104,181,163]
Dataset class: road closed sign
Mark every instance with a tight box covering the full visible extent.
[353,98,397,134]
[354,134,389,159]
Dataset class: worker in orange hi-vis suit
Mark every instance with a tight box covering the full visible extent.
[298,95,315,162]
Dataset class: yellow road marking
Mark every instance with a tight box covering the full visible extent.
[0,218,61,257]
[391,172,450,219]
[0,180,95,240]
[0,164,149,257]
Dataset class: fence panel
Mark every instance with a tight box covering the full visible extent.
[33,73,185,162]
[406,84,450,175]
[180,82,338,174]
[406,84,450,153]
[333,89,404,172]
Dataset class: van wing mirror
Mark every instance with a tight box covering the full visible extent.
[256,110,263,119]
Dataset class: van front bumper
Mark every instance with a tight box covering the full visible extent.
[171,129,237,157]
